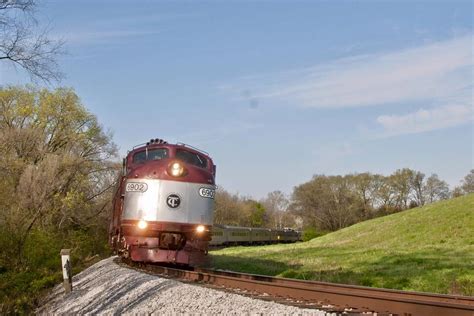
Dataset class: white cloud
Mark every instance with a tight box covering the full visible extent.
[55,30,160,46]
[225,35,473,137]
[239,35,472,109]
[52,12,197,47]
[376,103,473,136]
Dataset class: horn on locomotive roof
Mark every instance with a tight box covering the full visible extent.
[146,138,168,145]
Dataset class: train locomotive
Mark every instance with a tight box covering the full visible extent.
[109,138,216,266]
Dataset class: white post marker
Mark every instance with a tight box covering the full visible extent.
[60,249,72,293]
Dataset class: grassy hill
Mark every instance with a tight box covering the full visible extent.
[210,194,474,295]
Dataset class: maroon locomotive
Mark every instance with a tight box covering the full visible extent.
[109,138,216,266]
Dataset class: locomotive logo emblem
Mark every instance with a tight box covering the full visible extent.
[166,194,181,208]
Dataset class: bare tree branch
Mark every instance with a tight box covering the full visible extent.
[0,0,34,9]
[0,0,64,83]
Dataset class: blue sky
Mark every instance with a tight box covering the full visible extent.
[1,0,473,198]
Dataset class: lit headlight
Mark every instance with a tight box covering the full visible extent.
[137,220,148,229]
[169,162,185,177]
[196,225,205,233]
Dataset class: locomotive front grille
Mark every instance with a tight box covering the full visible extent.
[159,232,186,250]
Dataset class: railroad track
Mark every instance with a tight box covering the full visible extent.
[118,258,474,316]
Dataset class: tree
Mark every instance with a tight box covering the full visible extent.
[290,175,360,231]
[213,188,243,226]
[262,190,289,228]
[373,174,396,212]
[390,168,414,209]
[451,186,464,198]
[0,0,64,83]
[424,174,449,203]
[249,202,266,227]
[351,173,379,218]
[461,169,474,194]
[0,86,117,264]
[410,171,425,206]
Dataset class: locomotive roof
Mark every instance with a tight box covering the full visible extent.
[128,140,211,158]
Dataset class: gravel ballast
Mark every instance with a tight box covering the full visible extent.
[37,256,330,315]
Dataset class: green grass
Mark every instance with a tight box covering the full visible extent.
[210,194,474,295]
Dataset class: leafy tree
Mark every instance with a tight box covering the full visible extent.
[424,174,449,203]
[291,175,360,231]
[410,171,425,206]
[213,187,242,226]
[390,168,414,209]
[350,172,379,218]
[0,86,117,264]
[249,202,266,227]
[452,186,464,198]
[373,174,396,212]
[262,190,289,228]
[0,0,64,82]
[461,169,474,194]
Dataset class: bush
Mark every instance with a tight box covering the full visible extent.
[0,228,111,314]
[302,227,326,241]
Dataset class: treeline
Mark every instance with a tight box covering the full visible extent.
[214,190,292,228]
[0,86,118,312]
[215,169,474,233]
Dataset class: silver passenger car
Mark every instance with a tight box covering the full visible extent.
[210,225,301,246]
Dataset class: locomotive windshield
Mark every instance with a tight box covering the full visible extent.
[133,148,169,163]
[176,149,207,168]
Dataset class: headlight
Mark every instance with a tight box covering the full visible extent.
[137,220,148,229]
[169,162,185,177]
[196,225,205,233]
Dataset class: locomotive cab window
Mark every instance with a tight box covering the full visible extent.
[133,148,169,163]
[176,149,207,169]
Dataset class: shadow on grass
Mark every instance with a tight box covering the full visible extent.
[211,247,474,295]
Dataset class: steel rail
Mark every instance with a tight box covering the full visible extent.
[122,260,474,316]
